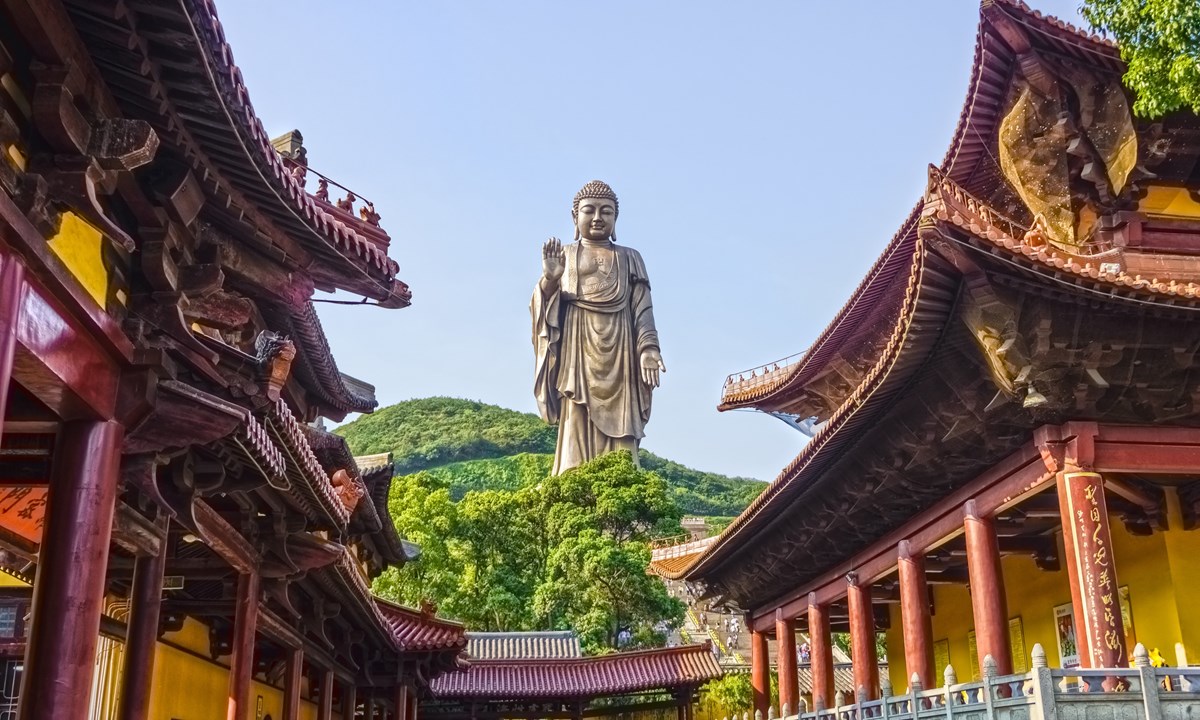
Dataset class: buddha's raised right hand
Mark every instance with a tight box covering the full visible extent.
[542,237,566,285]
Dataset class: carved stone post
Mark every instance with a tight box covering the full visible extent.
[776,610,799,718]
[226,570,261,720]
[750,626,771,720]
[897,539,934,690]
[20,420,123,720]
[808,594,834,711]
[964,500,1013,675]
[847,575,879,700]
[117,520,170,720]
[0,255,24,447]
[1057,470,1128,675]
[1029,644,1057,720]
[283,647,304,720]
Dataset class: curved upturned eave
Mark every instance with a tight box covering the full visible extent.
[676,232,956,582]
[717,0,1119,414]
[176,0,406,302]
[718,208,921,412]
[62,0,410,306]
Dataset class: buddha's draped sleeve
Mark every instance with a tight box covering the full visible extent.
[532,273,563,424]
[625,247,660,422]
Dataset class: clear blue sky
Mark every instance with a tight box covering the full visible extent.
[219,0,1088,481]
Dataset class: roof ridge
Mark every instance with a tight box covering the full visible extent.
[465,642,712,665]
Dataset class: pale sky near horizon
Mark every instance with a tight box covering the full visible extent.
[218,0,1089,482]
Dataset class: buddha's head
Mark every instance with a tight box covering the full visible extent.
[572,180,618,242]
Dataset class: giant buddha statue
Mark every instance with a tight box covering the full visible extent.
[531,181,665,475]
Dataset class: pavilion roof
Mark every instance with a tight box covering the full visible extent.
[648,536,716,577]
[269,301,381,416]
[354,453,416,567]
[376,598,469,653]
[465,631,582,660]
[669,0,1189,602]
[61,0,410,308]
[430,644,722,701]
[717,0,1121,417]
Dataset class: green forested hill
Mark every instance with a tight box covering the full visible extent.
[336,397,766,517]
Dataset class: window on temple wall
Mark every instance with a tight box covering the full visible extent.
[0,606,17,638]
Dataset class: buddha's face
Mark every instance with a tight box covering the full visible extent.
[576,198,617,241]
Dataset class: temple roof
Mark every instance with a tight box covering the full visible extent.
[376,598,469,653]
[672,0,1200,606]
[718,0,1122,418]
[465,631,582,660]
[269,302,379,417]
[648,537,716,577]
[429,644,722,701]
[353,452,414,567]
[61,0,411,307]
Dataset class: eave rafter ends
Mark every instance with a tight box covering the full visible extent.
[688,0,1186,591]
[59,0,411,307]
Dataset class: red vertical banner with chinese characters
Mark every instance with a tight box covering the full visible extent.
[1062,471,1128,673]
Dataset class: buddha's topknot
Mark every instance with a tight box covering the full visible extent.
[572,180,619,220]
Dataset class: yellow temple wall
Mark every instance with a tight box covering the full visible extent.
[46,212,111,309]
[0,573,29,588]
[145,617,326,720]
[884,522,1200,693]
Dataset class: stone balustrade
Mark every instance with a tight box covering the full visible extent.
[719,643,1200,720]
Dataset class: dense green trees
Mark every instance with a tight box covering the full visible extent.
[336,397,557,475]
[1082,0,1200,117]
[337,398,767,516]
[340,398,766,653]
[371,451,686,653]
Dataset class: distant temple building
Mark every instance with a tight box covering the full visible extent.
[426,631,721,720]
[663,2,1200,719]
[0,0,467,717]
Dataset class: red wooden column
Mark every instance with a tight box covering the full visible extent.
[897,539,934,689]
[317,670,334,720]
[1057,470,1128,673]
[395,685,409,720]
[117,524,170,720]
[343,685,358,720]
[847,575,879,700]
[749,626,771,718]
[19,420,123,720]
[808,594,834,711]
[226,570,261,720]
[776,610,799,715]
[963,500,1013,675]
[283,648,304,720]
[408,688,418,720]
[0,255,24,445]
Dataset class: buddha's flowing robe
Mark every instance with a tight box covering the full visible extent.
[532,240,660,475]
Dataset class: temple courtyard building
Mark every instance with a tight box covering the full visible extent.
[0,0,471,716]
[0,0,723,718]
[662,2,1200,720]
